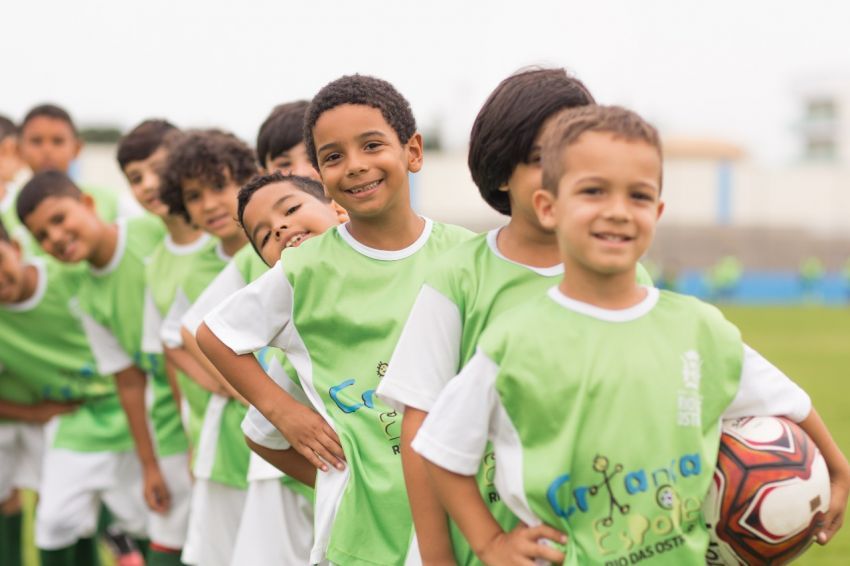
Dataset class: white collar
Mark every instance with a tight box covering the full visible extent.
[90,218,127,277]
[486,228,563,276]
[546,285,659,322]
[2,257,48,312]
[337,218,433,261]
[164,232,211,255]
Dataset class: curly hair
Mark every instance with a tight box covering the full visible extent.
[468,68,595,215]
[256,101,310,169]
[160,129,258,221]
[116,119,178,170]
[304,74,416,169]
[21,104,77,136]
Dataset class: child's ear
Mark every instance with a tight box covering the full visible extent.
[656,199,665,221]
[330,200,349,224]
[72,137,83,160]
[80,192,97,212]
[405,133,424,174]
[532,188,558,231]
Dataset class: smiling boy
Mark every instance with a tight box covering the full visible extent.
[196,75,473,565]
[414,105,850,565]
[17,171,172,564]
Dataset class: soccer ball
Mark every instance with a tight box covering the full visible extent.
[703,416,830,565]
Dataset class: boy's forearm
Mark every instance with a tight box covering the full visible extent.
[425,461,503,559]
[196,323,301,418]
[181,326,248,404]
[246,437,317,488]
[164,344,227,396]
[115,366,160,470]
[798,407,850,479]
[402,408,455,564]
[163,358,182,409]
[0,400,38,422]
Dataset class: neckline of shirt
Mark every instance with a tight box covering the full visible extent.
[486,228,563,276]
[215,241,234,262]
[0,184,16,213]
[546,285,659,322]
[90,218,127,277]
[336,217,433,261]
[164,232,211,255]
[2,257,48,312]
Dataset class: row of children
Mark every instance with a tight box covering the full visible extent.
[1,68,848,566]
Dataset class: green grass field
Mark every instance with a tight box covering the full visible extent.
[18,306,850,565]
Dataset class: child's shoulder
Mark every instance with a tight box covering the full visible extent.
[427,221,476,249]
[126,214,166,254]
[656,289,731,325]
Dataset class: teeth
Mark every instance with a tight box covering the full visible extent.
[285,233,306,248]
[349,180,380,194]
[597,234,629,241]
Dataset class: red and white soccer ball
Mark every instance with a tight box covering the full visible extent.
[703,416,830,565]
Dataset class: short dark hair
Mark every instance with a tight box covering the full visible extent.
[0,218,9,243]
[237,172,329,259]
[256,101,310,169]
[160,129,258,221]
[541,105,662,193]
[304,75,416,169]
[21,104,77,136]
[17,170,83,222]
[0,115,17,142]
[468,68,595,215]
[116,119,178,170]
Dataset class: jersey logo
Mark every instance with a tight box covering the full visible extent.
[677,350,702,428]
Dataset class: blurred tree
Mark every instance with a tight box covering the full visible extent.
[79,126,122,144]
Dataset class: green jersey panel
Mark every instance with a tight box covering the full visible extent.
[482,290,742,565]
[0,258,131,451]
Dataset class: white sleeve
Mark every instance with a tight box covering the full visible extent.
[241,355,312,450]
[203,261,292,354]
[80,314,134,375]
[412,349,500,475]
[378,284,462,413]
[181,261,246,336]
[161,289,191,349]
[723,344,812,423]
[141,290,164,354]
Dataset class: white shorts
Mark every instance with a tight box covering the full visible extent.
[35,448,147,550]
[231,477,313,565]
[148,452,192,549]
[0,422,44,500]
[181,479,246,566]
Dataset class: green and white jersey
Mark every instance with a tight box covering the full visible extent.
[379,228,653,565]
[77,216,188,457]
[184,244,312,497]
[0,258,132,451]
[141,232,214,453]
[205,219,473,566]
[414,287,811,566]
[174,241,253,489]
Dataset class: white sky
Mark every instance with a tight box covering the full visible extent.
[3,0,849,163]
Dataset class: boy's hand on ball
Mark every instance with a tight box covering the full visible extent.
[274,403,346,472]
[479,523,566,565]
[817,472,849,544]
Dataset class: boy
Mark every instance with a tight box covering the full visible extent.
[0,217,145,566]
[18,104,130,222]
[256,100,319,178]
[414,105,850,565]
[377,68,633,565]
[117,119,209,564]
[156,128,258,566]
[16,171,177,564]
[196,74,473,566]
